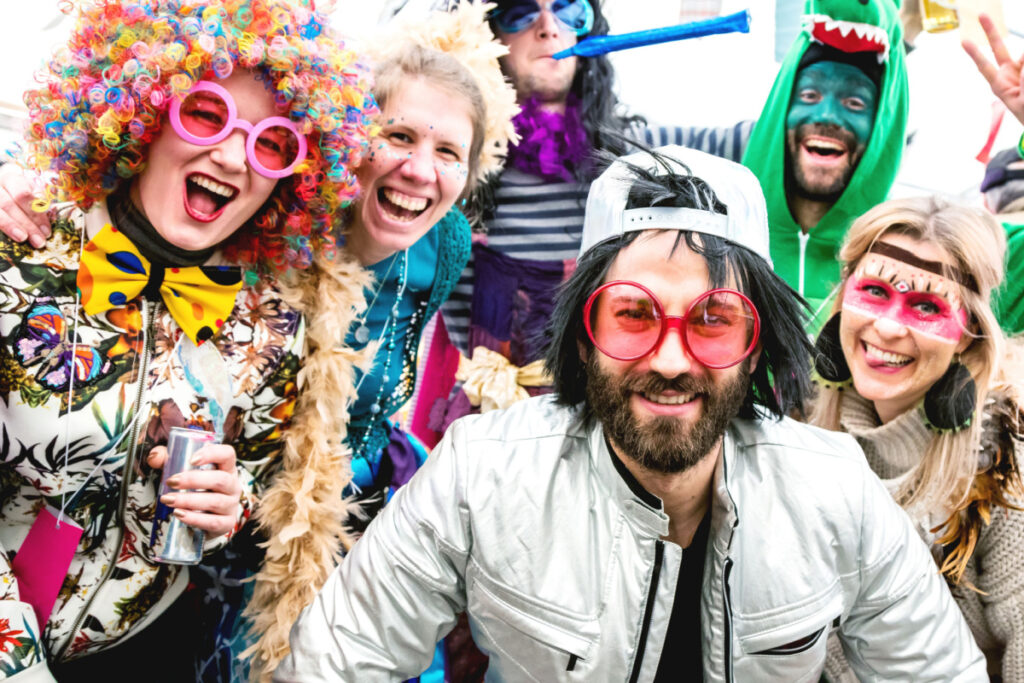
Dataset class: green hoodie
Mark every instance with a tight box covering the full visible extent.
[743,0,908,329]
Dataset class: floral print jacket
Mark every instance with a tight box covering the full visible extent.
[0,204,302,679]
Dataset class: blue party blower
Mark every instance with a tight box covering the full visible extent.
[552,9,751,59]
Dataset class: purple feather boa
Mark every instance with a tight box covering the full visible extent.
[506,95,590,183]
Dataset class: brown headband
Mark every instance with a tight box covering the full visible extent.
[867,241,979,294]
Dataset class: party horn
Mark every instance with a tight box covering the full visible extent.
[552,9,751,59]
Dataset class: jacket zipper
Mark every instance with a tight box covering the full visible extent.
[723,557,735,683]
[54,300,156,660]
[797,230,810,297]
[628,540,664,683]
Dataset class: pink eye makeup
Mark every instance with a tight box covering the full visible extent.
[842,242,970,343]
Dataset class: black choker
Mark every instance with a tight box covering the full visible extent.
[107,184,216,267]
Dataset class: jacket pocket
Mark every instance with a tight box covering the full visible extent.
[734,619,835,683]
[750,621,831,655]
[732,585,842,683]
[467,570,598,681]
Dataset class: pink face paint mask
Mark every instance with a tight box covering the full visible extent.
[842,250,969,342]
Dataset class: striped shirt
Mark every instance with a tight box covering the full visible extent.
[441,122,754,354]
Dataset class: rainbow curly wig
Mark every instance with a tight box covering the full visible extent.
[19,0,377,277]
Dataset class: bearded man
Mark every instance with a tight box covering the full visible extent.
[275,147,983,682]
[743,0,909,330]
[413,0,752,453]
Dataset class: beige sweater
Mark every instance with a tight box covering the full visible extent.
[825,392,1024,682]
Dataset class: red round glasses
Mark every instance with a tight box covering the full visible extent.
[583,280,761,369]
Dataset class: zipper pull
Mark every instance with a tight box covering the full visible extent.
[797,230,811,297]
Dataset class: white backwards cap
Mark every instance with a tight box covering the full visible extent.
[578,145,772,267]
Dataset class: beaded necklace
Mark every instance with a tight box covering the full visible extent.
[351,248,409,457]
[352,253,400,345]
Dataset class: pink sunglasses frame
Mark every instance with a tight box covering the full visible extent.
[583,280,761,369]
[169,80,308,179]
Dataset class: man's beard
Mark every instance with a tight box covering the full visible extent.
[786,123,864,203]
[504,63,574,105]
[585,355,751,474]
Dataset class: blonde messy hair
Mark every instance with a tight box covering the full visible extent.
[372,44,487,195]
[367,1,519,187]
[811,196,1023,582]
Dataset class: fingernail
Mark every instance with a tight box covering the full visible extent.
[173,509,186,519]
[11,229,26,241]
[166,475,181,488]
[190,455,203,466]
[29,234,45,249]
[160,493,176,506]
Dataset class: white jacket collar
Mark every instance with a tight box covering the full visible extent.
[577,413,670,538]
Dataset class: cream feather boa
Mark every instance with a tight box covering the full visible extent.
[243,249,372,681]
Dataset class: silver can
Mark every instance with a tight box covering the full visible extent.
[151,427,217,564]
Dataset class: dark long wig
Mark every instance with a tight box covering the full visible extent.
[457,0,644,226]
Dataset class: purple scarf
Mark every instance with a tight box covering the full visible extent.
[506,95,591,183]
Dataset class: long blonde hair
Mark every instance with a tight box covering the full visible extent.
[810,197,1022,580]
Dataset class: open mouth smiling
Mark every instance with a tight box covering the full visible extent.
[379,188,432,223]
[862,340,913,368]
[184,172,238,223]
[802,136,848,162]
[641,391,699,405]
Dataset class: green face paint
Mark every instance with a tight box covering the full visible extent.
[787,61,878,144]
[785,60,879,202]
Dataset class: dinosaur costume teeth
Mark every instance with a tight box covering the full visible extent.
[804,14,890,61]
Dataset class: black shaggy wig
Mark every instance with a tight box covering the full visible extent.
[485,0,640,164]
[543,154,815,420]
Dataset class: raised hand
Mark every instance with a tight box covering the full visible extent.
[963,13,1024,126]
[0,164,50,247]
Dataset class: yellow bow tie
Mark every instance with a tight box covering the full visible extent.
[456,346,553,412]
[77,223,242,345]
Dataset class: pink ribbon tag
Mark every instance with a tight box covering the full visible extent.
[975,101,1005,164]
[11,505,83,629]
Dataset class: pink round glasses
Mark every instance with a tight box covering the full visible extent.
[584,280,761,369]
[169,80,307,179]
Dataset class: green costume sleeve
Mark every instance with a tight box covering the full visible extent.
[995,220,1024,335]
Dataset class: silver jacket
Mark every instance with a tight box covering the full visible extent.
[276,397,986,682]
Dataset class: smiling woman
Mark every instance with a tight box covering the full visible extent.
[347,70,481,267]
[338,42,501,508]
[312,9,517,518]
[809,196,1024,682]
[0,0,376,681]
[241,4,519,679]
[133,72,285,252]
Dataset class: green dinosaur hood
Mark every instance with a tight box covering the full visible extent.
[742,0,908,327]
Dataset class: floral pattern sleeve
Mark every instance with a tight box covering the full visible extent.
[221,306,304,543]
[139,287,306,552]
[0,205,310,663]
[0,549,48,679]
